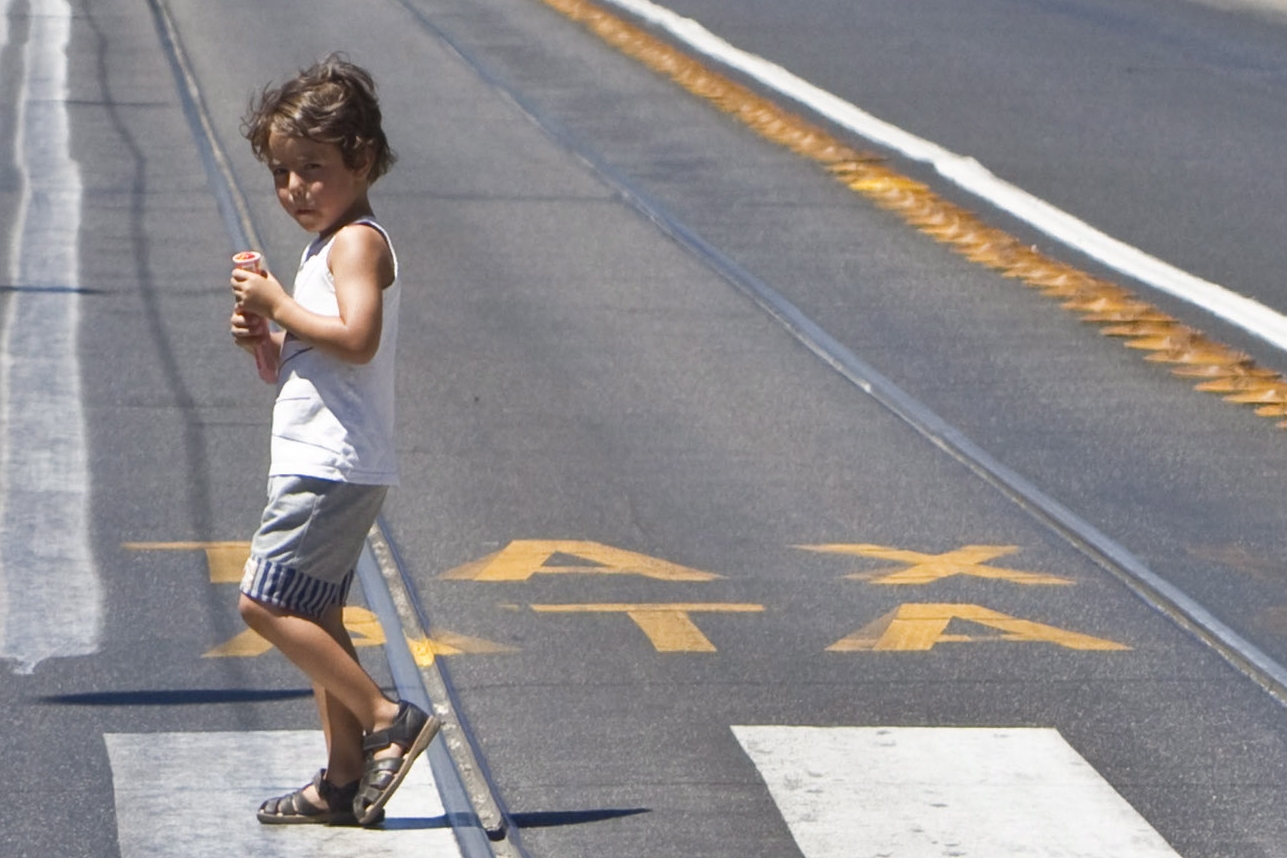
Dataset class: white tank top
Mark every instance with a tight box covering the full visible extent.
[269,217,400,485]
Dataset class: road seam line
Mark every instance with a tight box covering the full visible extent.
[356,525,521,855]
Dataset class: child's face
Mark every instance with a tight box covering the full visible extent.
[266,132,371,236]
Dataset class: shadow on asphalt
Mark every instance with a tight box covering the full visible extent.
[33,688,315,706]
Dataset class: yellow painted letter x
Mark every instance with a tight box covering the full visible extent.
[797,544,1072,586]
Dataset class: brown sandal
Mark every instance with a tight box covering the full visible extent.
[353,701,440,826]
[258,769,370,825]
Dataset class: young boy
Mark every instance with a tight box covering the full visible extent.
[229,54,437,827]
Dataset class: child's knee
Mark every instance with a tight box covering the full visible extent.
[238,593,275,630]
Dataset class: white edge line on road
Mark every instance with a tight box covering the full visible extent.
[599,0,1287,354]
[1,0,101,674]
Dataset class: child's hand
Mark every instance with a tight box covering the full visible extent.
[230,266,287,320]
[230,306,269,352]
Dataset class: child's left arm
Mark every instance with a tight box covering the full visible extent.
[232,225,394,365]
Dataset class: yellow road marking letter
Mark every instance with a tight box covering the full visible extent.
[443,540,721,582]
[129,541,514,658]
[531,603,763,652]
[798,543,1073,586]
[204,607,515,660]
[123,541,250,583]
[828,603,1129,652]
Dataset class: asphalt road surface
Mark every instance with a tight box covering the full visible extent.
[5,0,1287,856]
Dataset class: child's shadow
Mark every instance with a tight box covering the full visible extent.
[512,808,651,828]
[379,808,650,831]
[375,814,457,831]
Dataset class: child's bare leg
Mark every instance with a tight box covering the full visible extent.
[315,607,365,786]
[241,594,431,823]
[316,684,364,782]
[239,594,402,738]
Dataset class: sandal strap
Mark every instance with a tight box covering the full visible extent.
[314,770,359,806]
[362,700,429,753]
[260,772,331,818]
[359,757,403,793]
[353,757,404,822]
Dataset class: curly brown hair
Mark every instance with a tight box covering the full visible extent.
[242,53,396,182]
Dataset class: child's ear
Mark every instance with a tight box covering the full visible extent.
[352,145,376,180]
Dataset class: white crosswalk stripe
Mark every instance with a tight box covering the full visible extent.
[733,726,1181,858]
[105,731,463,857]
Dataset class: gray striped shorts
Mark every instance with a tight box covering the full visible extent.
[240,475,388,619]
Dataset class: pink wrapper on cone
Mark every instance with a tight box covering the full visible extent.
[232,251,279,384]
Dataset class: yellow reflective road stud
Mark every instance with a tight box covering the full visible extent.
[797,543,1073,586]
[828,604,1129,652]
[443,540,721,582]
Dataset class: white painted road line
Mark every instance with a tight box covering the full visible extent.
[0,0,101,674]
[105,731,464,857]
[733,726,1181,857]
[599,0,1287,355]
